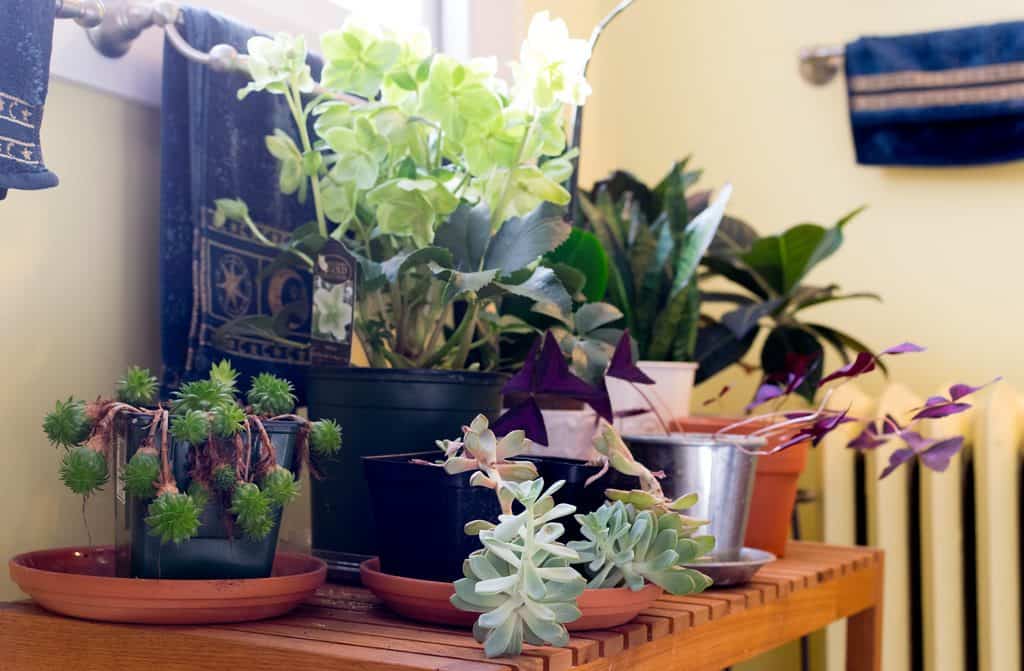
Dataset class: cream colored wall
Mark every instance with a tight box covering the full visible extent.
[0,80,161,599]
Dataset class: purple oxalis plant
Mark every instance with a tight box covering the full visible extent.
[493,328,999,482]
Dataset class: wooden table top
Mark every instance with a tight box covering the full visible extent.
[1,541,885,671]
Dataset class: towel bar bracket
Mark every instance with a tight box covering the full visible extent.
[799,45,843,85]
[55,0,105,29]
[86,0,177,58]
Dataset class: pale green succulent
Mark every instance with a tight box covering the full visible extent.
[452,478,585,658]
[569,500,714,594]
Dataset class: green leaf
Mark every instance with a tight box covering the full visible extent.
[495,266,572,318]
[544,228,609,302]
[546,262,586,297]
[804,323,888,375]
[381,247,454,282]
[692,323,757,384]
[483,203,570,274]
[429,262,498,300]
[669,184,732,298]
[574,303,623,335]
[434,203,491,271]
[671,283,701,362]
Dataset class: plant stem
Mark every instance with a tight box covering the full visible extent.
[451,301,480,370]
[241,215,314,268]
[286,82,329,240]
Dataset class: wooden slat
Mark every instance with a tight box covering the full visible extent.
[607,621,647,648]
[973,384,1022,671]
[639,607,691,632]
[569,630,624,657]
[657,595,722,621]
[633,615,671,641]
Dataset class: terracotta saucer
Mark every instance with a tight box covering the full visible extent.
[9,545,326,624]
[360,557,662,630]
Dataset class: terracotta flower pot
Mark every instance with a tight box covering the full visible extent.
[673,416,810,558]
[360,558,662,631]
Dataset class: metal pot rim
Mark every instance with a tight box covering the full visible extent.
[622,431,766,449]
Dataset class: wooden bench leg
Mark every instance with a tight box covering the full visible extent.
[846,555,884,671]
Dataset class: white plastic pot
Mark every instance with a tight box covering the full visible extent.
[605,361,698,434]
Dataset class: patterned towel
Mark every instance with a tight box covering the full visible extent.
[0,0,60,198]
[160,7,320,400]
[846,20,1024,166]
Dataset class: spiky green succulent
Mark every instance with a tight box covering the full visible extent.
[188,481,211,513]
[123,451,160,499]
[309,419,342,456]
[59,446,108,496]
[261,466,300,507]
[43,398,91,448]
[145,490,202,544]
[169,409,209,445]
[212,464,238,492]
[569,500,714,594]
[229,482,274,541]
[172,379,234,414]
[208,359,239,395]
[247,373,296,416]
[116,365,159,406]
[210,403,247,438]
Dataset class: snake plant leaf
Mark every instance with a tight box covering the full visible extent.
[669,184,732,298]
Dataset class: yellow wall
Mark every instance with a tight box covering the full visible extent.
[0,80,161,599]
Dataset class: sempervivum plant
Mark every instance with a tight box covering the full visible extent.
[453,478,585,658]
[43,361,343,546]
[570,500,713,594]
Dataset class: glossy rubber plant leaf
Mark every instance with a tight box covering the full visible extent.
[761,326,824,402]
[544,228,609,302]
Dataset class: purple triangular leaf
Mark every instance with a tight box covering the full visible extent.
[848,426,886,451]
[899,430,935,453]
[881,414,902,435]
[912,402,972,421]
[535,331,600,398]
[491,397,548,445]
[879,342,926,356]
[820,351,876,385]
[919,436,964,472]
[747,383,784,411]
[502,335,540,394]
[949,377,1002,401]
[605,330,655,384]
[879,448,915,479]
[584,379,614,422]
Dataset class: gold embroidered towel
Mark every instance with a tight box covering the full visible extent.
[846,20,1024,166]
[0,0,60,198]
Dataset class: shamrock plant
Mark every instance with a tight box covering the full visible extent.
[215,11,597,370]
[43,362,342,545]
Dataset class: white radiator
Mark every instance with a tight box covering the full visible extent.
[818,383,1022,671]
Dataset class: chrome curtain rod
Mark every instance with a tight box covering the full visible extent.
[54,0,361,102]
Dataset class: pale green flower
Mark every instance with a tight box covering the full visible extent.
[511,11,592,109]
[238,34,314,100]
[321,17,401,97]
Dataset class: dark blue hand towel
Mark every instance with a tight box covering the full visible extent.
[160,7,320,400]
[846,20,1024,166]
[0,0,60,199]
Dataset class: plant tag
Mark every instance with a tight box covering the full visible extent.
[311,239,358,367]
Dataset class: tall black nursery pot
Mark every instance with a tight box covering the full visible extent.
[307,367,507,582]
[114,413,298,580]
[363,451,617,583]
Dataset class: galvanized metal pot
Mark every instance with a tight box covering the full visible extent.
[622,432,763,561]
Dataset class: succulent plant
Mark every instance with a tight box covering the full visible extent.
[146,487,202,544]
[172,379,235,414]
[59,446,108,496]
[261,465,300,507]
[309,418,343,456]
[230,482,275,541]
[212,464,238,492]
[188,481,211,512]
[123,449,160,499]
[210,403,247,438]
[569,500,713,594]
[247,372,297,416]
[169,409,209,444]
[436,414,539,514]
[116,365,159,406]
[452,478,585,658]
[43,398,91,448]
[208,359,240,395]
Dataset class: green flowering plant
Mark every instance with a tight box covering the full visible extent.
[43,362,343,546]
[215,11,595,370]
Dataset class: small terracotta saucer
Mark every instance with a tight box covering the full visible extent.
[9,545,326,624]
[360,557,662,630]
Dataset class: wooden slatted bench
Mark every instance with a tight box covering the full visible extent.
[0,542,883,671]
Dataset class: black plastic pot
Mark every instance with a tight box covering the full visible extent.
[114,414,298,580]
[362,451,618,582]
[307,367,507,581]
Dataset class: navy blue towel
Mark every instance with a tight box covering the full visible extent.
[0,0,60,198]
[160,7,320,400]
[846,20,1024,166]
